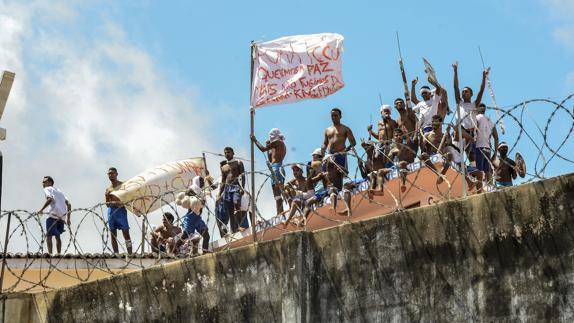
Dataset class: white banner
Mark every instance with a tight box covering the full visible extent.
[251,33,344,108]
[110,158,206,216]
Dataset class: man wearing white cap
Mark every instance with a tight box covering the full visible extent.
[493,142,517,187]
[251,128,287,215]
[368,104,398,142]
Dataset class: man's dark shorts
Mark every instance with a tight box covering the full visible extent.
[46,217,65,237]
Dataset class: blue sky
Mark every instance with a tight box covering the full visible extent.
[0,0,573,250]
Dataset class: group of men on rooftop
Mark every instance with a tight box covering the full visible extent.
[35,62,521,256]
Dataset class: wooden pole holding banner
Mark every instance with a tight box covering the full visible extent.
[249,41,257,243]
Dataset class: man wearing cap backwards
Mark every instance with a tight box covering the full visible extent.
[411,76,449,134]
[493,142,517,187]
[252,128,287,215]
[322,108,357,191]
[368,104,398,143]
[474,103,499,180]
[452,62,489,139]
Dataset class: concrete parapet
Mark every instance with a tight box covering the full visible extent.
[3,173,574,322]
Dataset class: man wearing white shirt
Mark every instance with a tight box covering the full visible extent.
[475,103,499,180]
[37,176,71,255]
[411,77,449,134]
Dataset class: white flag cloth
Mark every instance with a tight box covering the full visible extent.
[251,33,344,108]
[110,158,206,216]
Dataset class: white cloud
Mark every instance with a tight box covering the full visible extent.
[0,2,232,252]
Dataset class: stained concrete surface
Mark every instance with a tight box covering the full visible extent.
[3,173,574,322]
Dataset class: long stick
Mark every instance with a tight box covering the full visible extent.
[249,42,257,244]
[478,46,505,135]
[396,32,411,107]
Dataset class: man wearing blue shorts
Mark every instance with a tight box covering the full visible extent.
[252,128,287,216]
[217,147,246,233]
[105,167,132,255]
[322,108,356,191]
[181,178,210,253]
[475,103,499,181]
[37,176,71,255]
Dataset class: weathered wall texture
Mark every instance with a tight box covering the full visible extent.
[3,173,574,322]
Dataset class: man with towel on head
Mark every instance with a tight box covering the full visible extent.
[252,128,287,216]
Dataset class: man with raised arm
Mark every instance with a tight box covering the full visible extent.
[251,128,287,216]
[217,147,246,233]
[321,108,356,191]
[37,176,71,255]
[411,77,448,135]
[105,167,132,255]
[452,62,489,135]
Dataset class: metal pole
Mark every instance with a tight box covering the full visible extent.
[455,106,468,197]
[249,42,257,243]
[140,216,146,256]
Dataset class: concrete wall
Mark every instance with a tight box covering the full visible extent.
[4,173,574,322]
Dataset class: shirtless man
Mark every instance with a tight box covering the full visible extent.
[453,62,488,143]
[421,115,454,184]
[394,97,418,155]
[368,104,398,143]
[252,128,287,215]
[493,142,517,187]
[291,148,331,224]
[322,108,356,191]
[217,147,246,233]
[105,167,132,255]
[283,164,315,228]
[151,212,182,254]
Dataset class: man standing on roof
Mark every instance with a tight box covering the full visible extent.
[411,77,449,135]
[105,167,132,255]
[452,62,488,138]
[322,108,356,191]
[251,128,287,216]
[475,103,499,181]
[217,147,246,233]
[368,104,398,143]
[181,176,210,254]
[493,142,517,187]
[37,176,71,255]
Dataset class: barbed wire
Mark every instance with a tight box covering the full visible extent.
[0,93,572,293]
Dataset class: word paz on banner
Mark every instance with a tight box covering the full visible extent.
[251,33,345,108]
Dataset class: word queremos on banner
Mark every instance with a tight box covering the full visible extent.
[251,33,345,108]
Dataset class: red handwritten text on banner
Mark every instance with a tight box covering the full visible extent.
[251,33,344,108]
